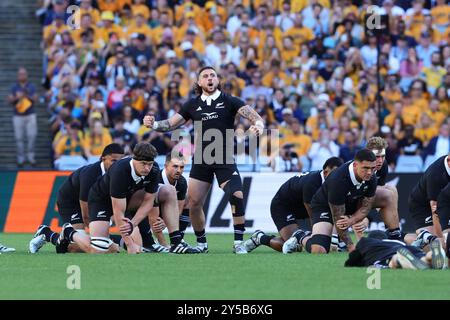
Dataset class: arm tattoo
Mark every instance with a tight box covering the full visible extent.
[330,203,353,247]
[154,119,171,132]
[237,105,264,125]
[352,196,375,223]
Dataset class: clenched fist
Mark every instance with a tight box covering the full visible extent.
[143,114,155,128]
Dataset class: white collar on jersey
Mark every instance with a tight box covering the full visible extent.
[320,170,325,184]
[100,162,106,176]
[348,161,364,189]
[130,159,145,183]
[200,90,221,106]
[161,168,177,187]
[445,156,450,176]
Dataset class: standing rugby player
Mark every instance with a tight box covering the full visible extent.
[144,66,264,253]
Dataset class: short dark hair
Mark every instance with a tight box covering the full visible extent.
[165,151,185,164]
[133,142,158,161]
[323,157,344,170]
[101,143,124,157]
[355,148,376,162]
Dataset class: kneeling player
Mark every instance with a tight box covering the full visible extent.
[345,231,446,270]
[148,152,189,248]
[29,143,124,253]
[283,149,378,254]
[365,137,402,240]
[60,143,198,254]
[242,157,343,253]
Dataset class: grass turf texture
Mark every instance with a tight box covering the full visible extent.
[0,233,449,300]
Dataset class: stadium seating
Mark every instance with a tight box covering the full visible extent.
[395,155,424,173]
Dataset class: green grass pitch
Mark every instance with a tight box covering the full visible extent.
[0,233,449,300]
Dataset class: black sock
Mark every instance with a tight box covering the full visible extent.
[49,232,59,246]
[41,226,55,242]
[63,225,77,242]
[195,229,207,243]
[169,230,182,246]
[305,238,312,253]
[260,234,275,246]
[234,224,245,242]
[386,228,402,240]
[179,208,190,236]
[293,229,307,243]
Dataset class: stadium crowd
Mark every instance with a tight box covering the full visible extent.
[36,0,450,172]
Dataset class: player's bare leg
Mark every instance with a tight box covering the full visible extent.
[374,186,401,239]
[187,178,211,251]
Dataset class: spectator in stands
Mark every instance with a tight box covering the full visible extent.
[308,128,340,171]
[122,105,140,135]
[126,33,154,66]
[435,86,450,116]
[398,125,423,156]
[423,122,450,158]
[106,75,128,120]
[280,119,312,159]
[40,0,68,27]
[415,31,439,68]
[105,45,135,91]
[53,121,85,159]
[84,118,113,158]
[8,67,38,167]
[339,130,362,162]
[241,70,272,103]
[414,112,438,147]
[360,33,378,69]
[421,52,446,95]
[272,144,301,172]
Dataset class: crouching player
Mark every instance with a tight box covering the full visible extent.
[29,143,124,253]
[283,149,378,254]
[59,142,198,254]
[242,157,343,253]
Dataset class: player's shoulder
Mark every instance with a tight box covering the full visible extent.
[80,161,101,176]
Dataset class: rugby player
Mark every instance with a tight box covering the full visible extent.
[407,154,450,247]
[242,157,344,253]
[59,142,198,254]
[144,66,264,254]
[29,143,124,253]
[283,149,378,254]
[345,231,446,270]
[365,137,402,240]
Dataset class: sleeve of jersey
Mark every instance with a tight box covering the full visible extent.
[109,169,129,199]
[144,168,160,194]
[377,162,388,186]
[366,177,377,198]
[327,179,346,206]
[178,100,193,121]
[79,172,97,202]
[427,173,443,201]
[177,178,188,200]
[229,95,246,114]
[302,179,317,204]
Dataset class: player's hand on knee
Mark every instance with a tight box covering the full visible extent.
[336,216,352,230]
[151,217,166,233]
[143,114,155,128]
[119,217,134,236]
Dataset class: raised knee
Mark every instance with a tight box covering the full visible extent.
[311,245,328,254]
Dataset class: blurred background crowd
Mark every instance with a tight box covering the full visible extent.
[31,0,450,172]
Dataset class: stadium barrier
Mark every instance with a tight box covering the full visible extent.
[0,171,421,233]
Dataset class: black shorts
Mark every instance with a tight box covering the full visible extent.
[311,209,334,226]
[189,163,240,186]
[270,196,308,231]
[409,199,433,230]
[57,201,83,225]
[89,199,113,222]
